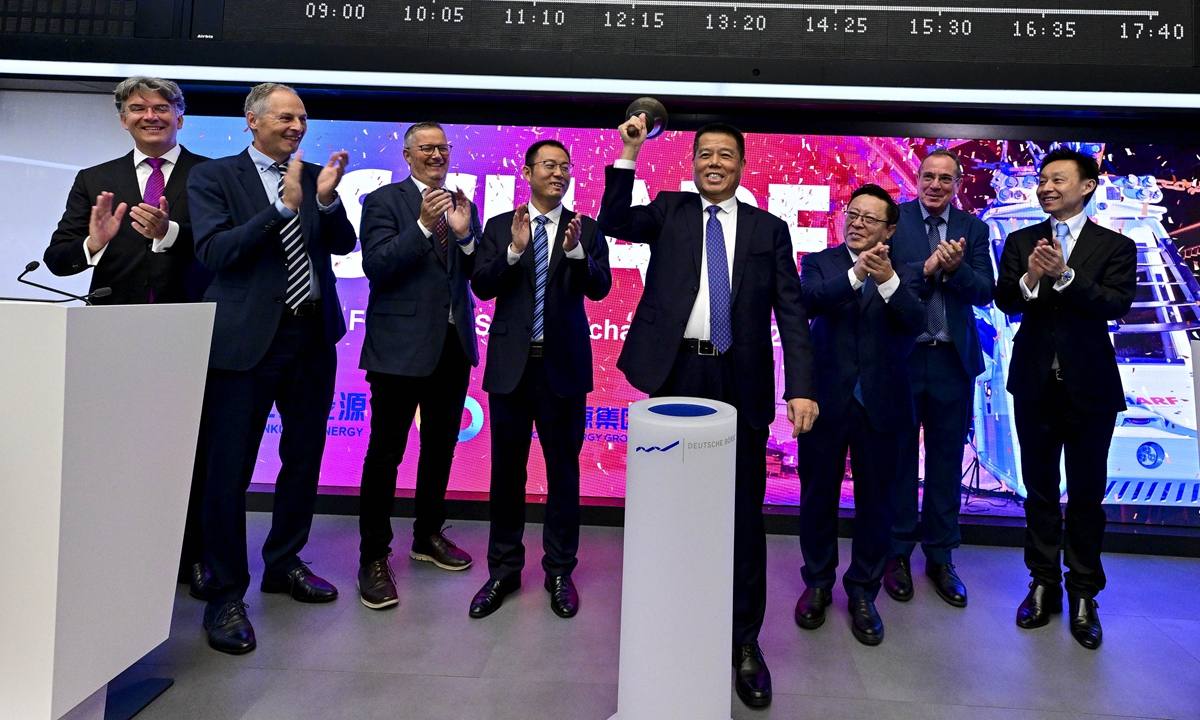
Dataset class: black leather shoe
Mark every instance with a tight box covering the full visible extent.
[469,577,520,619]
[357,555,398,610]
[883,554,913,602]
[926,563,968,607]
[732,642,772,708]
[203,600,256,655]
[1016,581,1062,629]
[260,562,339,603]
[1068,594,1103,649]
[794,587,832,630]
[545,575,579,618]
[411,530,473,570]
[849,598,884,646]
[188,562,212,601]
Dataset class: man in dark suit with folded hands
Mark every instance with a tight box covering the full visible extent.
[599,115,817,709]
[188,83,357,654]
[994,147,1136,650]
[469,139,612,620]
[884,150,994,608]
[794,184,925,647]
[43,76,214,602]
[354,122,481,612]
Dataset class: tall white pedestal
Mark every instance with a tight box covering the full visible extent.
[0,303,214,720]
[610,397,738,720]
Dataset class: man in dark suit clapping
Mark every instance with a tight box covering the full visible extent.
[598,116,817,709]
[995,147,1136,650]
[793,184,925,647]
[354,122,482,612]
[469,139,611,620]
[188,82,357,654]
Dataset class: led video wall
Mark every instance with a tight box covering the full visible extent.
[179,120,1200,519]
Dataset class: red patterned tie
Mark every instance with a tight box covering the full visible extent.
[144,157,166,207]
[143,157,166,303]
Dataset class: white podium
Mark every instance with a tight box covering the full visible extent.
[0,303,214,720]
[611,397,738,720]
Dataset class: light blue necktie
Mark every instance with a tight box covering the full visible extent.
[531,215,549,341]
[706,206,732,354]
[1056,221,1071,264]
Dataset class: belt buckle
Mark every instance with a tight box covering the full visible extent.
[1054,367,1064,381]
[698,341,717,357]
[529,343,544,358]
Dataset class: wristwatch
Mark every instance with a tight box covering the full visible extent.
[1057,268,1074,283]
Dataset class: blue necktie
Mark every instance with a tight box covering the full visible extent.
[531,215,549,341]
[918,215,949,343]
[706,205,732,354]
[1056,221,1071,264]
[273,162,310,310]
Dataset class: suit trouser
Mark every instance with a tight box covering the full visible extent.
[1013,377,1114,598]
[797,401,898,602]
[179,416,208,577]
[892,342,972,564]
[358,327,470,566]
[486,357,586,582]
[202,310,336,606]
[655,348,769,646]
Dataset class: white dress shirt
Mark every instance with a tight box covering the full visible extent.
[1020,210,1086,300]
[846,245,901,301]
[84,144,182,266]
[507,202,587,341]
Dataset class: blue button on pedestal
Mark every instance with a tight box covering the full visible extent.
[648,403,718,417]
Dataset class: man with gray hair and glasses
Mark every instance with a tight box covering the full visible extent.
[353,121,481,611]
[188,82,356,654]
[43,75,213,602]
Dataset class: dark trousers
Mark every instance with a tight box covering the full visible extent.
[1014,377,1114,598]
[358,326,470,566]
[798,401,897,601]
[655,348,769,646]
[179,414,208,577]
[202,311,336,606]
[486,357,586,582]
[892,342,972,564]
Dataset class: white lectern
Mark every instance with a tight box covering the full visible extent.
[611,397,738,720]
[0,303,214,720]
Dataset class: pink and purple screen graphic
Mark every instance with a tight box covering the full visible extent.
[180,119,1200,519]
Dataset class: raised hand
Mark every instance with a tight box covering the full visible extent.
[510,203,531,254]
[446,187,473,239]
[317,150,349,206]
[87,191,127,254]
[419,187,453,232]
[281,150,304,212]
[861,244,895,283]
[938,238,966,273]
[563,215,582,253]
[130,196,170,240]
[618,114,647,162]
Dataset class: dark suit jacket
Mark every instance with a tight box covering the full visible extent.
[45,147,212,304]
[187,148,358,372]
[359,177,482,376]
[889,200,994,377]
[597,165,815,430]
[994,218,1137,414]
[473,208,612,396]
[800,244,926,433]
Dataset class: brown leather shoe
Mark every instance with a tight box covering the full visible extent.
[411,530,473,570]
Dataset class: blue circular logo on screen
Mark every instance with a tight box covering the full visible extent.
[459,396,484,442]
[1136,442,1165,469]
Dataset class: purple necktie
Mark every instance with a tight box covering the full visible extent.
[143,157,166,207]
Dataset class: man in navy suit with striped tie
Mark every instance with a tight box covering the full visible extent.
[188,83,357,654]
[469,140,612,619]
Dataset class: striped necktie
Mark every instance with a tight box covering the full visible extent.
[143,157,166,207]
[273,162,311,309]
[706,205,732,354]
[531,215,550,341]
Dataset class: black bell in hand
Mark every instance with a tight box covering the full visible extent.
[625,97,668,139]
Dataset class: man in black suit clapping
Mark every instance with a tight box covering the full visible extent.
[994,147,1136,650]
[469,139,611,620]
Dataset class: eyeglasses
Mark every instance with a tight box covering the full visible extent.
[124,104,174,116]
[413,144,452,156]
[844,211,889,227]
[528,160,574,173]
[920,172,960,186]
